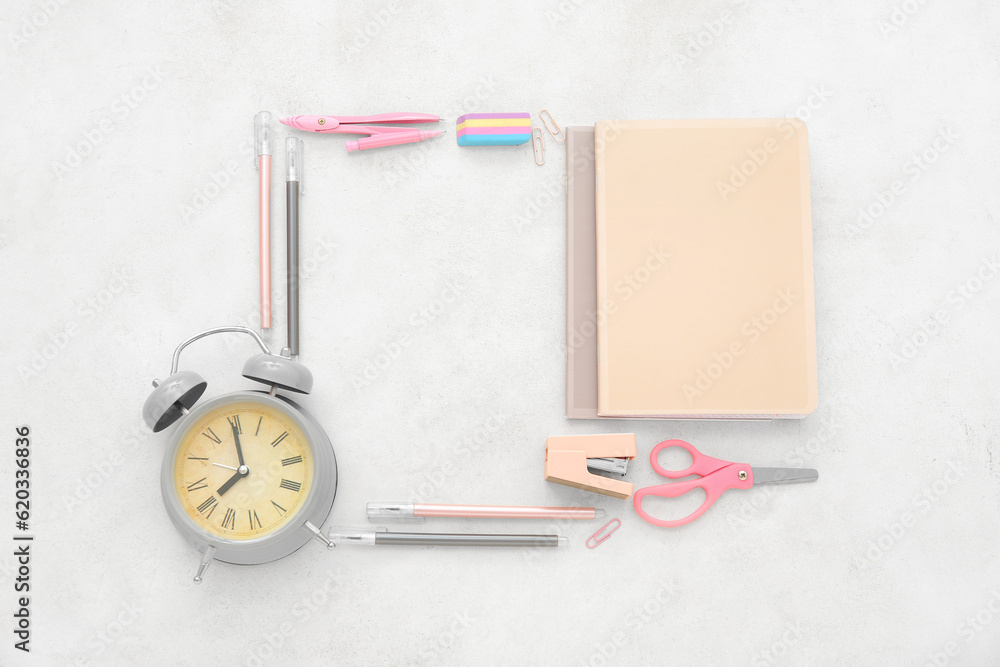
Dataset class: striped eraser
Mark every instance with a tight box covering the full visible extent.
[456,112,532,146]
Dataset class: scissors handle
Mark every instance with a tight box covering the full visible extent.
[634,440,753,527]
[649,439,733,478]
[633,465,753,527]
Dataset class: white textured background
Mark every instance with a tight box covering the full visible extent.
[2,1,999,665]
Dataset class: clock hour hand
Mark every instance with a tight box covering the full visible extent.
[217,469,246,496]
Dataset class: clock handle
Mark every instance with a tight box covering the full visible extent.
[193,545,216,584]
[171,326,272,374]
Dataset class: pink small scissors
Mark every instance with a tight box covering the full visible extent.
[633,440,818,527]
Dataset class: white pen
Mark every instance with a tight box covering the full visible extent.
[255,111,272,330]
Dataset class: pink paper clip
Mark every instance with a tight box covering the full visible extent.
[586,518,621,548]
[539,109,565,142]
[532,127,545,166]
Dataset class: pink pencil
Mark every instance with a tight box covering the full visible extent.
[368,502,605,521]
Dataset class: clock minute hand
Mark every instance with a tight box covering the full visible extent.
[218,423,250,496]
[231,421,246,467]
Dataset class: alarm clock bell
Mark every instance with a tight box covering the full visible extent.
[143,326,313,433]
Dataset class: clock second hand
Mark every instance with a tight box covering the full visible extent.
[213,462,238,472]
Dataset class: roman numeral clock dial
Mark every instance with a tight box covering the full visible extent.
[174,402,314,540]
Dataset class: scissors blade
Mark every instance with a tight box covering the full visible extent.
[752,467,818,485]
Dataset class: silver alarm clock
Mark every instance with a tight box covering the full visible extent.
[142,326,337,583]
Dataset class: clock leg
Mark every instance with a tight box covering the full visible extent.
[193,545,216,584]
[304,521,335,550]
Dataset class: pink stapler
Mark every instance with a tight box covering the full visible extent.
[279,113,442,152]
[544,433,637,499]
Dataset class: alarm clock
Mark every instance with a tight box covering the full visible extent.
[142,326,337,583]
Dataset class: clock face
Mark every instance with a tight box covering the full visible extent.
[173,401,314,541]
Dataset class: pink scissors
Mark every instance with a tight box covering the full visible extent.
[633,440,818,527]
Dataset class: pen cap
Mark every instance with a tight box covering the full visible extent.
[367,502,421,522]
[254,111,272,167]
[327,528,381,545]
[286,137,304,184]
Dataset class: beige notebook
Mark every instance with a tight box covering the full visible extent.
[595,119,817,418]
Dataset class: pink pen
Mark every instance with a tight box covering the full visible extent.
[254,111,272,329]
[280,113,443,152]
[367,502,605,521]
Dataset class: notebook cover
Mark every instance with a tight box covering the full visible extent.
[595,119,817,418]
[566,127,599,418]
